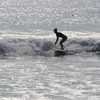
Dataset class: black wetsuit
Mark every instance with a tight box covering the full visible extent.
[55,32,67,44]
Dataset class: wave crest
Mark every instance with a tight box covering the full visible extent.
[0,37,100,56]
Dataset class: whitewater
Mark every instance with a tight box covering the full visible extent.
[0,30,100,56]
[0,0,100,100]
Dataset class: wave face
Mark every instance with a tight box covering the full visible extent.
[0,36,100,56]
[0,37,54,56]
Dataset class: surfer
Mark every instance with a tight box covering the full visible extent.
[54,28,67,50]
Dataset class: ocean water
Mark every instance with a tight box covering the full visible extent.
[0,0,100,100]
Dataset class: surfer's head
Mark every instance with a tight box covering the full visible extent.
[54,28,57,33]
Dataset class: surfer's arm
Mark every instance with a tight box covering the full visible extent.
[55,37,58,45]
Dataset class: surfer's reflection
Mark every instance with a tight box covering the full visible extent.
[54,28,67,50]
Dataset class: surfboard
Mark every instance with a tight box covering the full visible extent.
[54,50,66,57]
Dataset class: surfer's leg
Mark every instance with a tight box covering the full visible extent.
[60,37,67,50]
[60,43,64,50]
[60,40,64,50]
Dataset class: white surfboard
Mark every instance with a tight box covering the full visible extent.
[54,50,66,57]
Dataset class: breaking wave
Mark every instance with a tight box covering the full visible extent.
[0,37,100,56]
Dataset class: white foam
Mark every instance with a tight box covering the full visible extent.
[0,29,100,56]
